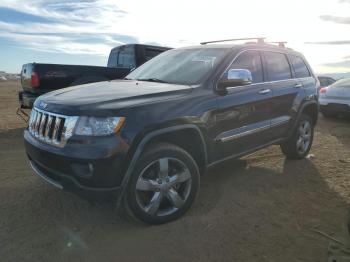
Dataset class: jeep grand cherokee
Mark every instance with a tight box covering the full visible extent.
[24,38,319,224]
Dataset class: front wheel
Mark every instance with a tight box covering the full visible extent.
[280,114,314,159]
[125,143,200,224]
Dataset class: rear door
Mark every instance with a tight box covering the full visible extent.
[289,54,317,100]
[261,51,300,140]
[213,50,275,161]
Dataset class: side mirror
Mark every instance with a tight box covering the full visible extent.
[217,69,253,90]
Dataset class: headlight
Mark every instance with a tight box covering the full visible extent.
[74,117,125,136]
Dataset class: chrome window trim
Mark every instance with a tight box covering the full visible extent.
[217,48,313,91]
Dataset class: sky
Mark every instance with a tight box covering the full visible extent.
[0,0,349,74]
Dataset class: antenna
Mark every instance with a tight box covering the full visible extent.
[200,37,265,45]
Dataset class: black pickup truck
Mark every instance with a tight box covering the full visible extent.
[19,44,171,109]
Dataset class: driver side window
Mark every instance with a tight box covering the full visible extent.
[229,50,263,83]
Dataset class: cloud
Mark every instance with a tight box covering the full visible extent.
[0,0,127,24]
[319,15,350,25]
[322,60,350,68]
[0,31,137,56]
[339,0,350,3]
[305,40,350,45]
[0,0,138,55]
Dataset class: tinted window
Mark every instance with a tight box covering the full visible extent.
[327,78,336,85]
[107,50,119,68]
[318,76,336,87]
[117,46,136,69]
[290,55,310,78]
[229,51,263,83]
[264,52,292,81]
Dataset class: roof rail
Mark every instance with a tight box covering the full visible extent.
[267,41,287,48]
[200,37,265,45]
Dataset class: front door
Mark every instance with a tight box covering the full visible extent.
[212,50,275,162]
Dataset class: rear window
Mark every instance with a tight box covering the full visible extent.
[107,46,136,69]
[318,77,335,87]
[290,55,310,78]
[263,52,292,81]
[117,46,136,69]
[107,50,118,68]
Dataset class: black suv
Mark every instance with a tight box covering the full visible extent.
[24,39,319,224]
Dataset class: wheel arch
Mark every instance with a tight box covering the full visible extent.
[300,102,319,125]
[117,125,208,207]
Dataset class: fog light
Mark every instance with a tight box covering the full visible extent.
[70,162,93,178]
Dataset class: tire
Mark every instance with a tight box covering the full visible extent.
[125,143,200,225]
[280,114,314,159]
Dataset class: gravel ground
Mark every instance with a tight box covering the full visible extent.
[0,81,350,261]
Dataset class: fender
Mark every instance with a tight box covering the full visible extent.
[116,124,207,207]
[288,100,318,137]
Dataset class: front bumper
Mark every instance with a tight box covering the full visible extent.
[319,98,350,113]
[24,129,130,198]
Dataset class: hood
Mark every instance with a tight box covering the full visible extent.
[35,80,193,115]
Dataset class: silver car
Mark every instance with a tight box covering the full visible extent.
[319,78,350,117]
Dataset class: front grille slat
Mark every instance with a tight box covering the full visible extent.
[52,117,62,144]
[39,114,47,138]
[34,112,42,137]
[28,108,78,148]
[44,115,54,141]
[29,110,37,132]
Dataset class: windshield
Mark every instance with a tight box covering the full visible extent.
[331,78,350,88]
[126,48,228,85]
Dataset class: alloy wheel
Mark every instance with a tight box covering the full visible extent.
[135,157,192,217]
[296,120,312,154]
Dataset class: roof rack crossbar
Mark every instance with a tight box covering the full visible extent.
[200,37,265,45]
[267,41,287,48]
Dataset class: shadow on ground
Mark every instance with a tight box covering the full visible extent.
[0,127,349,261]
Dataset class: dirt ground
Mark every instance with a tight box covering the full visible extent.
[1,80,350,262]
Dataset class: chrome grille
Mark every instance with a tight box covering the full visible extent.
[28,108,78,148]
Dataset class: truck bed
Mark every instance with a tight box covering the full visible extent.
[21,63,130,95]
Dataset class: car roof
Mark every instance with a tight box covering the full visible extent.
[178,43,304,57]
[110,44,172,52]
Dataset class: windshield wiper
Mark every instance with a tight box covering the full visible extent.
[137,78,168,83]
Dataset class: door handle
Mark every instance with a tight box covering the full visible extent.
[294,83,302,88]
[258,89,271,94]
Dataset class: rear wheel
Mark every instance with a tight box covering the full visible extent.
[280,114,314,159]
[125,143,200,224]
